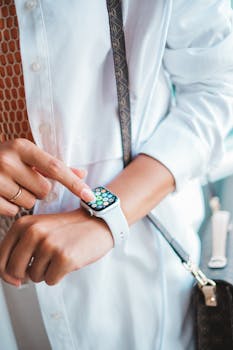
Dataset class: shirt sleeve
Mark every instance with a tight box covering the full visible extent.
[139,0,233,191]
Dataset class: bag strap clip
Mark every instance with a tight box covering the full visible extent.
[183,259,217,306]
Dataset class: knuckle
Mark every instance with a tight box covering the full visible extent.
[55,249,69,264]
[0,206,19,217]
[71,179,82,193]
[0,151,14,170]
[40,240,54,254]
[11,206,20,216]
[24,224,45,242]
[37,181,52,199]
[15,215,30,228]
[56,250,77,270]
[24,196,36,210]
[22,228,36,243]
[12,138,31,153]
[47,158,63,178]
[40,235,58,254]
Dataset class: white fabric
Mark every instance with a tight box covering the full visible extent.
[1,1,233,349]
[99,200,129,246]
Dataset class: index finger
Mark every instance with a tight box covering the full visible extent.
[16,139,95,202]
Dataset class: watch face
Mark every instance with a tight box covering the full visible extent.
[85,187,118,212]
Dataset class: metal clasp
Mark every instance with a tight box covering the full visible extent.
[183,259,217,306]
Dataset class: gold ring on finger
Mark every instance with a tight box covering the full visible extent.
[9,186,22,202]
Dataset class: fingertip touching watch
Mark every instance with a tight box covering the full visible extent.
[80,186,129,247]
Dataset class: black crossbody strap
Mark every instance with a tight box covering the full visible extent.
[106,0,215,289]
[106,0,132,167]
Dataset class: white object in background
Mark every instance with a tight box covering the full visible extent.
[208,208,231,269]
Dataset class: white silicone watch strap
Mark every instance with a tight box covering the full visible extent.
[100,205,129,246]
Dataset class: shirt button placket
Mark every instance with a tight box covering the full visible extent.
[20,3,73,349]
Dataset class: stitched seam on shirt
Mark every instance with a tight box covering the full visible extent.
[38,0,58,158]
[135,1,173,148]
[153,6,173,350]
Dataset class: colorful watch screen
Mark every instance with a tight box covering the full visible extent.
[86,187,117,212]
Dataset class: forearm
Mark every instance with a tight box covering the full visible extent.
[107,154,175,225]
[0,154,176,287]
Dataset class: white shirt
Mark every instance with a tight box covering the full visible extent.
[1,1,233,349]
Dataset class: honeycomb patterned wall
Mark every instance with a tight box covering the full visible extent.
[0,0,33,238]
[0,0,33,142]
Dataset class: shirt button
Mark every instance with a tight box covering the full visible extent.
[31,62,41,72]
[39,122,51,135]
[50,312,63,320]
[25,0,37,10]
[45,191,58,203]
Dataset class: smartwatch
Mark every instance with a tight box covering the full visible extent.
[80,186,129,246]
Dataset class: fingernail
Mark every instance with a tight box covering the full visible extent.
[78,168,88,178]
[16,281,22,288]
[81,188,96,202]
[71,168,88,179]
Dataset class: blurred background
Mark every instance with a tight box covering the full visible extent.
[176,0,233,250]
[204,0,233,182]
[197,0,233,251]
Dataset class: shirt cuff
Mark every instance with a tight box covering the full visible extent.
[138,116,210,192]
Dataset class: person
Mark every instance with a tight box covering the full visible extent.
[0,1,233,349]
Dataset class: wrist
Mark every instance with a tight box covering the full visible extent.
[78,207,114,249]
[107,154,175,225]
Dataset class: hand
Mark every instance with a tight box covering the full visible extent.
[0,138,95,216]
[0,209,114,287]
